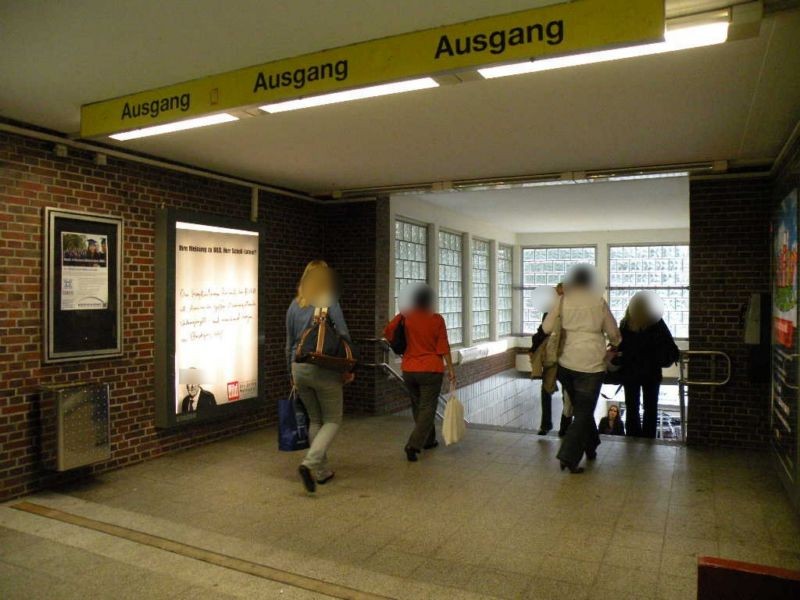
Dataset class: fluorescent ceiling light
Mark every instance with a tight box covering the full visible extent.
[259,77,439,113]
[176,221,259,236]
[604,171,689,182]
[109,113,238,141]
[478,22,730,79]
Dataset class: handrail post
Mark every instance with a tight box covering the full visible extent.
[678,350,733,443]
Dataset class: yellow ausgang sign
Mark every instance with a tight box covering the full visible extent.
[81,0,664,138]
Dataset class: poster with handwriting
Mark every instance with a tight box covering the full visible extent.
[174,223,259,417]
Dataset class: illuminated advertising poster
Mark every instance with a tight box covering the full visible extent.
[60,231,109,310]
[174,222,259,420]
[772,189,798,482]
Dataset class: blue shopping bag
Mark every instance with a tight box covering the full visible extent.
[278,388,310,452]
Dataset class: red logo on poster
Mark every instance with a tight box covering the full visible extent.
[775,318,795,348]
[227,381,240,401]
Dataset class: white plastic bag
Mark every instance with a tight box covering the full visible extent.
[443,391,466,446]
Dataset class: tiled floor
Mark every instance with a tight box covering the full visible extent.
[2,415,800,599]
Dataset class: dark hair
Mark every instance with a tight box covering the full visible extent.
[413,286,435,310]
[568,264,594,288]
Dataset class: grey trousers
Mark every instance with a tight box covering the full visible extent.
[292,363,343,471]
[556,366,604,466]
[404,371,444,451]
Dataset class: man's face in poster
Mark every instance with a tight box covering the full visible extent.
[186,383,199,397]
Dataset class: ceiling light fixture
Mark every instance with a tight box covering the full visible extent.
[477,21,730,79]
[259,77,439,114]
[109,113,239,141]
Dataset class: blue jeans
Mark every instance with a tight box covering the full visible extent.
[556,366,604,466]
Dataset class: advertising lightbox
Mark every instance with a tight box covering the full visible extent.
[155,208,264,428]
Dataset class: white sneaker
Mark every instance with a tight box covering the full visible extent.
[316,469,335,484]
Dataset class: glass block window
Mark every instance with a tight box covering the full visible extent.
[497,245,513,337]
[438,230,463,345]
[471,239,491,341]
[609,244,689,338]
[394,220,427,312]
[522,246,596,334]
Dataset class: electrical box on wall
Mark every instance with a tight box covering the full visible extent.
[40,383,111,471]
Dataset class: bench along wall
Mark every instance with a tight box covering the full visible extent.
[0,130,330,500]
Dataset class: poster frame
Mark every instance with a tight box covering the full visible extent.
[44,207,124,363]
[154,207,265,429]
[771,188,800,507]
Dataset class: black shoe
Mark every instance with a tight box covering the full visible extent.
[423,440,439,450]
[316,471,335,485]
[298,465,316,493]
[559,460,584,474]
[405,446,419,462]
[538,428,551,436]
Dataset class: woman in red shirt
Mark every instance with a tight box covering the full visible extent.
[384,285,456,462]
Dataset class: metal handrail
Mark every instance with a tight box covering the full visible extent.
[676,350,732,442]
[355,337,457,422]
[678,350,732,386]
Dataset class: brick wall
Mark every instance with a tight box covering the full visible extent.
[0,131,326,500]
[688,177,773,448]
[322,201,379,414]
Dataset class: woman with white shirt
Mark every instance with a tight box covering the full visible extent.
[542,265,621,474]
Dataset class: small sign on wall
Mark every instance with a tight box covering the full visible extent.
[44,208,123,363]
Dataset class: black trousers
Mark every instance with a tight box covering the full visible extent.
[540,385,553,431]
[624,381,661,438]
[404,371,443,450]
[556,367,604,466]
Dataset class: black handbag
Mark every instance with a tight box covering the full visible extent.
[295,307,357,372]
[389,316,407,355]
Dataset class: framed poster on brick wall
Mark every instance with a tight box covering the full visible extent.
[772,188,799,492]
[44,208,123,363]
[154,208,265,428]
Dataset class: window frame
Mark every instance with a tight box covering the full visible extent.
[393,217,429,312]
[497,243,514,338]
[470,236,492,342]
[606,242,690,340]
[437,228,465,347]
[520,244,598,335]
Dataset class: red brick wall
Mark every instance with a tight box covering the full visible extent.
[688,177,772,448]
[0,131,325,500]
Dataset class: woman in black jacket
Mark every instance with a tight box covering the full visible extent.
[598,404,625,436]
[618,293,680,438]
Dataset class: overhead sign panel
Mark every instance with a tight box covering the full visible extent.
[81,0,664,138]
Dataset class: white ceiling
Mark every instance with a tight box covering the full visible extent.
[412,176,690,233]
[1,1,799,194]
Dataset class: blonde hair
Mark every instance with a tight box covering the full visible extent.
[296,260,329,308]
